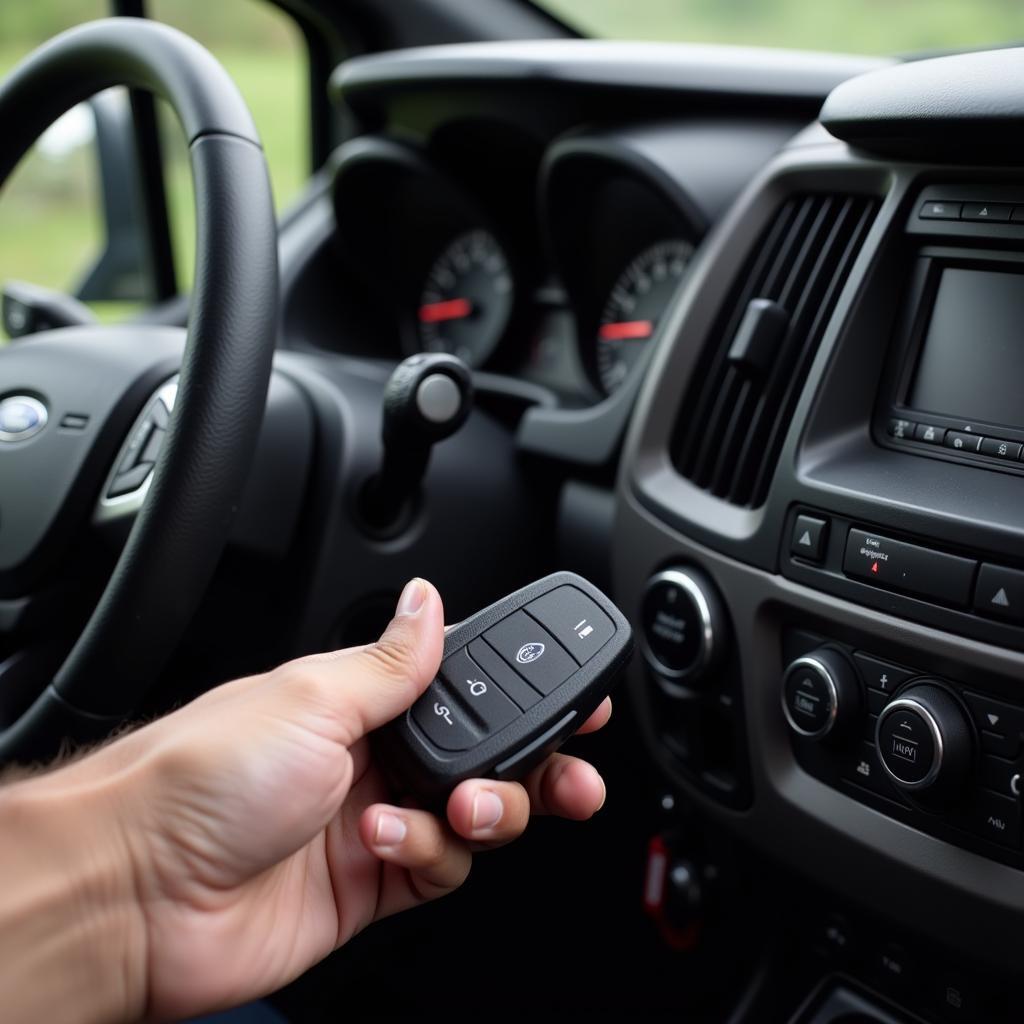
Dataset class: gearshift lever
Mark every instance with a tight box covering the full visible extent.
[361,353,473,529]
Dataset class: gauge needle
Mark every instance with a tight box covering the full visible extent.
[419,298,474,324]
[599,320,654,341]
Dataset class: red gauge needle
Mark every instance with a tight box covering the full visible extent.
[419,298,473,324]
[599,319,654,341]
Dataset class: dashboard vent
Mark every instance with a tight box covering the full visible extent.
[671,193,878,508]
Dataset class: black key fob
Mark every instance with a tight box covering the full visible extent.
[379,571,633,802]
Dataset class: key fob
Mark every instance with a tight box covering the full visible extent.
[380,571,633,802]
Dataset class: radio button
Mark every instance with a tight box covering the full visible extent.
[913,423,945,444]
[943,430,983,453]
[886,418,916,440]
[979,437,1022,461]
[843,529,976,607]
[973,564,1024,624]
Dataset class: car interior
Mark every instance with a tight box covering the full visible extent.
[3,0,1024,1020]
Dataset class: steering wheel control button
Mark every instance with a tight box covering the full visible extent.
[410,683,479,752]
[852,652,914,695]
[439,648,518,734]
[107,463,153,499]
[876,684,971,793]
[483,611,575,695]
[781,649,859,741]
[639,568,724,686]
[117,418,155,474]
[382,572,632,802]
[973,563,1024,623]
[791,514,828,562]
[467,639,541,711]
[525,585,615,666]
[842,529,977,607]
[0,395,47,442]
[98,378,179,517]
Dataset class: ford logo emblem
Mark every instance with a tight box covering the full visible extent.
[0,396,47,442]
[516,642,546,664]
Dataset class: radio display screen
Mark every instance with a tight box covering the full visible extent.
[910,267,1024,429]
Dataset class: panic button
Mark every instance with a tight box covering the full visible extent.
[842,529,976,607]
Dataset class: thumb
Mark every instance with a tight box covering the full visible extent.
[309,578,445,744]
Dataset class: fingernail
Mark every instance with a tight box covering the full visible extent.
[397,578,427,616]
[471,789,504,831]
[596,777,608,812]
[374,811,407,847]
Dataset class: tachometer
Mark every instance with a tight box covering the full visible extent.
[416,229,514,367]
[596,239,694,394]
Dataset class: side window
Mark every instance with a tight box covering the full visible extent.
[0,3,138,334]
[149,0,310,291]
[0,1,309,337]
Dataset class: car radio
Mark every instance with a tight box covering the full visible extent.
[876,186,1024,476]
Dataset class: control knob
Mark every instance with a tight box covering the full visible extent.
[876,683,972,794]
[781,647,861,741]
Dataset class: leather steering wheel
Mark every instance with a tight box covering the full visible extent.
[0,19,277,760]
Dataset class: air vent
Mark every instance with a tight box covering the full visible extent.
[672,193,878,508]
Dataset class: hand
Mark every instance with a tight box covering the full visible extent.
[3,578,610,1023]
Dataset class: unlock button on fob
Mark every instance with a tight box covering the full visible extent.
[440,648,519,734]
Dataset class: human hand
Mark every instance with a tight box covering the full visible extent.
[4,578,610,1023]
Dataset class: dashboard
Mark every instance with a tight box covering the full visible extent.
[282,42,855,411]
[272,37,1024,1023]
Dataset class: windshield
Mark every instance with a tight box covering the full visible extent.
[534,0,1024,57]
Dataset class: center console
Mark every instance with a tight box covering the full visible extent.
[612,48,1024,1017]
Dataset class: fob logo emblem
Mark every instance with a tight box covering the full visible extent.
[516,642,546,664]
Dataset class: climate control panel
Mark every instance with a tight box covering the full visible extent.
[782,630,1024,867]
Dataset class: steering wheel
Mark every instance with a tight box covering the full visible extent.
[0,19,277,761]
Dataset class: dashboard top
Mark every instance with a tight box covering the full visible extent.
[332,39,886,114]
[822,44,1024,163]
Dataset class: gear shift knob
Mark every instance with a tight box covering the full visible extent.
[362,353,473,529]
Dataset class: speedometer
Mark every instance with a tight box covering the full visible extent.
[596,239,694,394]
[416,229,514,367]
